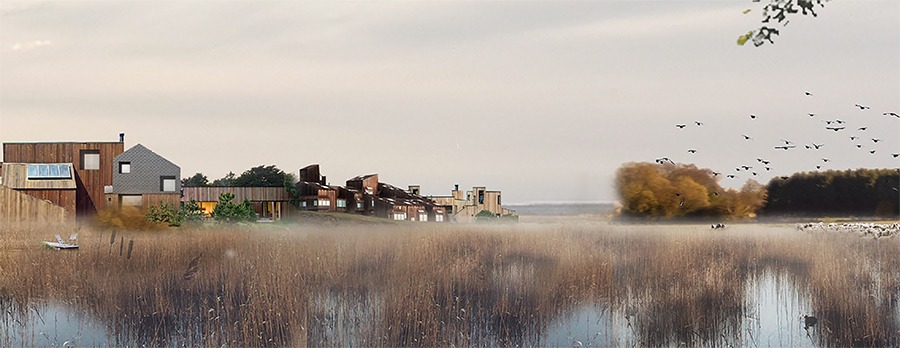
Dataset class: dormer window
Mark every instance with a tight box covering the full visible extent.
[80,150,100,170]
[119,162,131,174]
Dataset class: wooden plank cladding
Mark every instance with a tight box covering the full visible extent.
[3,142,124,217]
[1,163,77,189]
[0,185,73,227]
[182,187,292,203]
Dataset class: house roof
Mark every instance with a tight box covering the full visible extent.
[0,163,76,190]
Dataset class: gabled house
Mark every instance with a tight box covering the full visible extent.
[107,144,181,209]
[0,163,77,222]
[431,184,515,222]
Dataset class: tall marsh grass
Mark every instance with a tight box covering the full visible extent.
[1,223,898,346]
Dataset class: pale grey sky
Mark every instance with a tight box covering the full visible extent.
[1,1,898,204]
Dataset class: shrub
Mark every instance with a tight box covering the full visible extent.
[211,192,257,223]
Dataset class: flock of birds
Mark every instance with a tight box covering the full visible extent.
[796,222,900,239]
[656,90,900,185]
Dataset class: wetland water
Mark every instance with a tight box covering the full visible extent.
[1,223,898,346]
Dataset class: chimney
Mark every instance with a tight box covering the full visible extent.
[321,175,327,185]
[408,185,420,196]
[454,184,459,191]
[119,133,125,143]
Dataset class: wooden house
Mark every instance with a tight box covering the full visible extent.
[181,186,293,221]
[2,138,124,218]
[430,184,515,222]
[0,163,78,226]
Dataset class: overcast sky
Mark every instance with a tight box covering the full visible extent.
[1,1,898,204]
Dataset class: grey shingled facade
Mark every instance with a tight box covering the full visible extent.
[112,144,181,194]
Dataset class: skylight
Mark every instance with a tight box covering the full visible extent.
[27,164,72,179]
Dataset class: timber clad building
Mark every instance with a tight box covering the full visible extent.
[1,139,125,222]
[1,136,513,225]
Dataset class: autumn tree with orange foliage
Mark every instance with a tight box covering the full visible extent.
[615,162,767,219]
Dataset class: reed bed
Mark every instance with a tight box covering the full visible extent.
[1,222,898,347]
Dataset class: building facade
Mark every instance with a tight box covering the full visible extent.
[108,144,181,209]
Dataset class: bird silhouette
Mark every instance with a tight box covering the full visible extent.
[780,176,789,180]
[676,124,687,129]
[825,126,845,131]
[892,153,899,158]
[856,144,863,148]
[824,120,833,125]
[816,165,822,170]
[765,167,771,171]
[850,136,859,140]
[822,158,830,162]
[812,143,823,149]
[805,91,813,96]
[742,134,753,140]
[873,138,882,143]
[750,114,757,119]
[807,113,816,117]
[687,149,697,153]
[775,145,796,150]
[695,121,703,126]
[781,139,793,145]
[858,127,867,131]
[712,171,721,176]
[884,112,899,118]
[752,172,758,176]
[855,104,870,110]
[727,175,736,179]
[870,149,876,154]
[835,119,845,124]
[741,165,752,170]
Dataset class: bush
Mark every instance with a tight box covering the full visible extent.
[475,210,499,223]
[145,202,184,227]
[211,193,257,223]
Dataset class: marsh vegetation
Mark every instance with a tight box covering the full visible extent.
[1,222,898,346]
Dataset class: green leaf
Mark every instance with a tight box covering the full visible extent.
[737,31,753,46]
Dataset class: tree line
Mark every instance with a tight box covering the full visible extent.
[764,169,900,217]
[182,165,295,187]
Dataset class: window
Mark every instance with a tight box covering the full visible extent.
[121,195,142,207]
[357,202,363,209]
[419,214,428,222]
[26,164,72,179]
[318,199,330,207]
[119,162,131,174]
[301,201,307,207]
[435,215,444,222]
[80,150,100,170]
[392,213,407,221]
[160,176,176,192]
[336,199,347,208]
[497,195,501,205]
[478,191,484,204]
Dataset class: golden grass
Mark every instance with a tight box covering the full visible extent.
[1,222,898,346]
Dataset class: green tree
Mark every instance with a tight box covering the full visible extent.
[233,165,289,187]
[211,192,257,223]
[182,173,209,187]
[181,199,204,223]
[738,0,827,46]
[475,210,499,223]
[211,171,237,187]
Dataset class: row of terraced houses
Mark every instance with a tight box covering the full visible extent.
[0,134,514,226]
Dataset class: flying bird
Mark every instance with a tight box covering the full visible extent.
[858,127,867,131]
[765,167,771,171]
[816,165,822,170]
[742,134,752,140]
[856,144,863,148]
[695,121,703,126]
[884,112,899,118]
[752,172,758,176]
[835,119,845,124]
[822,158,830,163]
[781,139,793,145]
[741,165,752,170]
[750,114,757,119]
[850,136,859,140]
[712,171,721,176]
[780,176,789,180]
[812,143,823,149]
[676,124,687,129]
[825,126,845,131]
[870,150,877,154]
[804,91,813,96]
[687,149,697,153]
[727,175,736,179]
[892,153,899,158]
[775,145,797,150]
[807,113,816,117]
[873,138,882,143]
[855,104,870,110]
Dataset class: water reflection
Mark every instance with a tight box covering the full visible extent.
[1,301,110,347]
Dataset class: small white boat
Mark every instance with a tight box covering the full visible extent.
[44,233,79,250]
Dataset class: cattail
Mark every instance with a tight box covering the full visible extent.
[119,236,124,256]
[109,230,117,245]
[127,240,134,259]
[183,254,202,280]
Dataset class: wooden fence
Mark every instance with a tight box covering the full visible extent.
[0,185,74,227]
